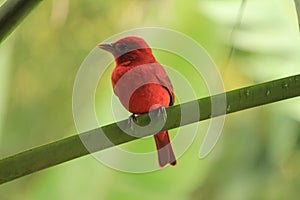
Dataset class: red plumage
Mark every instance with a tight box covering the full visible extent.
[98,36,176,167]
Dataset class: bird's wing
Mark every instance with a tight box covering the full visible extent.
[150,63,175,106]
[112,63,175,106]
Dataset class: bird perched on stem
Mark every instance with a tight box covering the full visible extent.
[98,36,176,167]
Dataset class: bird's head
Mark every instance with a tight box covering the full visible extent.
[98,36,156,66]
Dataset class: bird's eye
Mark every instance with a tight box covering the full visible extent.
[116,43,128,52]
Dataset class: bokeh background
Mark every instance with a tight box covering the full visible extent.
[1,0,300,199]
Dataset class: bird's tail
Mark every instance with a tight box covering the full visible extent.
[154,131,177,167]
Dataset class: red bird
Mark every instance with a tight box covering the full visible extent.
[98,36,177,167]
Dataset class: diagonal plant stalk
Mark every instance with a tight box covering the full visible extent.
[0,74,299,185]
[0,0,42,43]
[294,0,300,31]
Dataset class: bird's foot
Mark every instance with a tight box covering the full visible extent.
[156,106,167,123]
[128,113,137,130]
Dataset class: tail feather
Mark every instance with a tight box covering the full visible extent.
[154,131,177,167]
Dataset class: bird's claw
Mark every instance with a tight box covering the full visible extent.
[156,106,167,123]
[128,113,137,130]
[128,107,166,130]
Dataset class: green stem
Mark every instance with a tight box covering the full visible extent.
[0,0,42,43]
[295,0,300,32]
[0,74,299,184]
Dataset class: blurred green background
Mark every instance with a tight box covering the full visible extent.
[1,0,300,199]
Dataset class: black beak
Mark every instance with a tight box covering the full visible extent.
[97,42,115,53]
